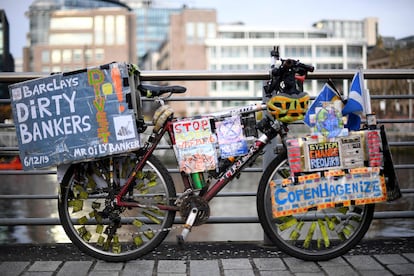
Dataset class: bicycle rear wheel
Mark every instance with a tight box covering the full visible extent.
[257,153,374,261]
[58,154,176,262]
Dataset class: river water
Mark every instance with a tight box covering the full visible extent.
[0,148,413,244]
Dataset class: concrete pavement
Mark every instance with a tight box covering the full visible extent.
[1,238,414,275]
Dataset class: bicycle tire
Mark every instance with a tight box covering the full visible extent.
[58,154,176,262]
[257,152,375,261]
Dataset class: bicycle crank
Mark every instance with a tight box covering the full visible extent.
[177,195,210,244]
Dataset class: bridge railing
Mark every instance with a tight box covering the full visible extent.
[0,69,413,242]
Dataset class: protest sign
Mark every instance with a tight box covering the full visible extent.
[270,167,387,217]
[173,118,217,173]
[9,63,141,170]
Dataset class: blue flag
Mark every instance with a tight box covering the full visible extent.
[342,72,365,130]
[304,83,341,126]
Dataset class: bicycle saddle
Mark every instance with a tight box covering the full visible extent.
[138,84,186,97]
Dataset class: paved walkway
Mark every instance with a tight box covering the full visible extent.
[1,238,414,275]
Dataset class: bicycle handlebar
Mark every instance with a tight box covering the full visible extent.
[265,46,314,97]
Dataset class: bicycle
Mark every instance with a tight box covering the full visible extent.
[55,47,399,262]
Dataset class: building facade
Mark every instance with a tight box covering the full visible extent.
[153,12,370,116]
[368,37,414,120]
[156,8,217,117]
[28,7,135,73]
[24,0,134,72]
[312,18,378,47]
[206,24,367,114]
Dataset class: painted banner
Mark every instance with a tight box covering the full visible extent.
[9,63,141,170]
[173,118,217,173]
[270,167,387,217]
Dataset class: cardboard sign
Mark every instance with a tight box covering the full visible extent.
[215,116,248,158]
[9,63,140,170]
[286,131,376,173]
[173,118,217,173]
[270,167,387,217]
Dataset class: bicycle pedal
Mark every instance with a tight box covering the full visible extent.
[177,207,198,243]
[176,235,185,246]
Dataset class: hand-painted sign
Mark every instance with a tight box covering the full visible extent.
[270,167,387,217]
[173,118,217,173]
[287,131,371,173]
[215,116,248,158]
[9,63,141,170]
[307,141,341,170]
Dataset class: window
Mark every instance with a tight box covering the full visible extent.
[220,32,245,39]
[221,46,248,58]
[51,49,61,63]
[285,46,312,57]
[41,50,49,63]
[316,46,343,57]
[316,63,343,69]
[62,49,72,62]
[348,63,363,69]
[249,32,274,39]
[279,32,304,38]
[197,22,205,38]
[186,22,195,43]
[221,64,248,70]
[95,16,104,45]
[105,16,115,45]
[73,49,82,63]
[253,46,269,58]
[116,15,126,45]
[95,48,104,61]
[222,81,249,91]
[347,45,362,58]
[85,49,92,64]
[49,33,93,45]
[207,23,216,38]
[50,17,93,30]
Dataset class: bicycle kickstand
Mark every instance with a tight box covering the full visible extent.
[177,207,198,245]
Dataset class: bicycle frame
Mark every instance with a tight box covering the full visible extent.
[115,102,285,210]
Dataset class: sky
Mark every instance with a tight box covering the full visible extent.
[1,0,414,59]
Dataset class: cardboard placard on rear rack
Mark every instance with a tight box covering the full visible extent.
[9,63,142,170]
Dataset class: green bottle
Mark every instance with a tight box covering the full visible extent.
[191,172,205,190]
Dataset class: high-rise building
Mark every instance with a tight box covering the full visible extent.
[134,6,182,66]
[28,7,135,73]
[0,10,14,103]
[157,8,217,117]
[24,0,183,70]
[24,0,133,72]
[0,10,14,124]
[0,10,14,73]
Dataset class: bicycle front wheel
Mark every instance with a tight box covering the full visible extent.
[58,154,176,262]
[257,153,374,261]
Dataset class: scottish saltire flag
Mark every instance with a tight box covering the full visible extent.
[342,72,365,130]
[304,83,341,126]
